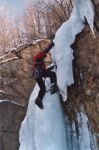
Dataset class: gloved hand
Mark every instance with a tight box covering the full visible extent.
[44,42,55,53]
[49,42,54,47]
[47,65,55,71]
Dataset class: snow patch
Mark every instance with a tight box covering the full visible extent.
[0,99,25,106]
[0,57,18,64]
[0,90,6,94]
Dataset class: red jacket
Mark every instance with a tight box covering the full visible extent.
[32,42,54,71]
[32,51,47,70]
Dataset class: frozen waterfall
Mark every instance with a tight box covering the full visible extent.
[19,0,95,150]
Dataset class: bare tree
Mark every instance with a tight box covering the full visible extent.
[0,7,23,55]
[10,15,24,48]
[0,0,73,56]
[0,7,11,55]
[21,0,73,40]
[39,0,73,35]
[22,1,42,42]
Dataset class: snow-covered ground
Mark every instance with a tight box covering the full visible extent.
[19,0,97,150]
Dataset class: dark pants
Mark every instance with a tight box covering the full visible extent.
[35,69,57,101]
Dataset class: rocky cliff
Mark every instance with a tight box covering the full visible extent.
[0,39,51,150]
[64,0,99,147]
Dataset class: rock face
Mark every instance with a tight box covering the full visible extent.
[64,0,99,148]
[64,26,99,149]
[0,101,27,150]
[0,40,51,105]
[0,39,51,150]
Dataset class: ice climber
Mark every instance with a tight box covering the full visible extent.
[32,42,58,109]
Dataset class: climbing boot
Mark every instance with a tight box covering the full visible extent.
[35,97,44,109]
[50,83,59,95]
